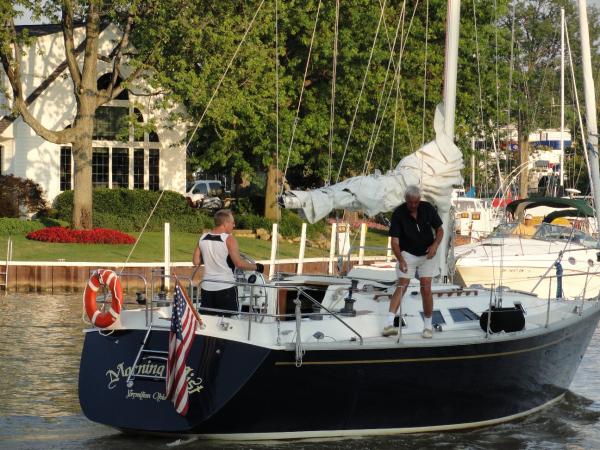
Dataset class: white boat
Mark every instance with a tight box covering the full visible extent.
[454,197,600,299]
[452,194,502,241]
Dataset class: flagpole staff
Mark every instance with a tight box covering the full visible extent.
[172,271,205,329]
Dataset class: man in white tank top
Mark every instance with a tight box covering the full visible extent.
[193,209,264,316]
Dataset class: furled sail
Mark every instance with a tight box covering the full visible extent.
[280,104,464,223]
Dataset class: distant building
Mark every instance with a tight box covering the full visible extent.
[475,125,572,194]
[0,24,188,204]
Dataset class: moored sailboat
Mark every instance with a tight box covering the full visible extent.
[78,0,600,439]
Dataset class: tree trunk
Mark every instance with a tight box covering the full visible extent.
[264,163,280,220]
[72,138,93,229]
[71,93,96,229]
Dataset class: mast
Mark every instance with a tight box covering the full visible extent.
[439,0,461,279]
[560,8,565,188]
[578,0,600,234]
[443,1,460,139]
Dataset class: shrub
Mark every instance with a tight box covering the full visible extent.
[54,189,213,233]
[0,218,45,235]
[235,213,273,232]
[27,227,136,244]
[0,175,48,217]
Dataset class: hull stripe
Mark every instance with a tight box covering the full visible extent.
[197,394,564,441]
[275,331,574,366]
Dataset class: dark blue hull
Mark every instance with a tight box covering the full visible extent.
[79,308,600,437]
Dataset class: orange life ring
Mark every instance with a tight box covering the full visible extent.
[84,269,123,328]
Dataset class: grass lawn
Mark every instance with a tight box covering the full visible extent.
[0,228,391,263]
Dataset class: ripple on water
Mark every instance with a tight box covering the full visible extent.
[1,294,600,449]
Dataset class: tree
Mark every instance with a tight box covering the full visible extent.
[0,1,175,228]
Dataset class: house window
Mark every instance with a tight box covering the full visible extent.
[94,106,129,140]
[112,148,129,188]
[149,149,159,191]
[419,310,446,325]
[449,308,479,322]
[60,146,72,191]
[133,149,144,189]
[92,148,109,188]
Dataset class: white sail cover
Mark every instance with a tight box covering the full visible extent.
[281,104,464,223]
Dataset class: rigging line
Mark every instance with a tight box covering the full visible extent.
[327,0,340,186]
[506,1,516,178]
[120,0,266,272]
[279,0,323,196]
[377,0,399,73]
[118,189,166,273]
[565,23,594,207]
[184,0,266,156]
[362,2,405,175]
[275,0,280,198]
[493,0,500,164]
[364,0,418,173]
[398,83,415,153]
[391,2,407,170]
[529,28,559,127]
[421,0,429,148]
[473,0,501,188]
[567,71,584,190]
[334,0,387,184]
[419,0,428,184]
[365,68,401,172]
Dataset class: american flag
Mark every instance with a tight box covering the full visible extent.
[166,283,198,416]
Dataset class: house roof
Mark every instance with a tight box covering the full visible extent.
[15,23,85,37]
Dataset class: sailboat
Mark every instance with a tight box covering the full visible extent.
[78,0,600,439]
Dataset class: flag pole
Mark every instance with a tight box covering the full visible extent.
[172,271,205,329]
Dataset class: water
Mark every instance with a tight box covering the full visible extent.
[1,294,600,449]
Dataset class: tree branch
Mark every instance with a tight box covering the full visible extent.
[97,65,144,107]
[61,0,82,88]
[80,2,100,93]
[108,5,136,99]
[0,18,72,143]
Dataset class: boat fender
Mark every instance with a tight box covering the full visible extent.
[479,306,525,334]
[83,269,123,328]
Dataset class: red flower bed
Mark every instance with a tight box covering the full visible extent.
[27,227,136,244]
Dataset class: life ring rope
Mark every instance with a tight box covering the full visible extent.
[83,269,123,328]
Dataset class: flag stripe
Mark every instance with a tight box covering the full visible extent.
[165,284,198,415]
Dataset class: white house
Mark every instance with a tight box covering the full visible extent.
[0,24,188,204]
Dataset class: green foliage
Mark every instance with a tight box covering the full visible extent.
[0,175,48,218]
[54,189,213,233]
[0,218,43,235]
[235,213,273,233]
[5,0,600,221]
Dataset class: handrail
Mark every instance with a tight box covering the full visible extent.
[190,276,364,344]
[146,273,364,345]
[297,286,364,345]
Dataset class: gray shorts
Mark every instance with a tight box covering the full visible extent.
[396,251,439,279]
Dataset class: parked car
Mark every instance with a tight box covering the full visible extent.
[185,180,224,209]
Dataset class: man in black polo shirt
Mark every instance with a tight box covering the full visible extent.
[383,185,443,338]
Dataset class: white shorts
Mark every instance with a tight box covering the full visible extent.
[396,251,439,279]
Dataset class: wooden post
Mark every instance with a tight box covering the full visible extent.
[358,222,367,265]
[328,222,337,275]
[386,236,392,262]
[164,222,170,291]
[298,222,307,274]
[269,223,278,279]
